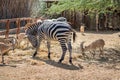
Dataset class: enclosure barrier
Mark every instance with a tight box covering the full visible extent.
[0,17,44,38]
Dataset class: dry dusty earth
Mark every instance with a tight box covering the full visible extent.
[0,31,120,80]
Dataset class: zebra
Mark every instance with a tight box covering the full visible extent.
[26,20,76,64]
[56,17,67,22]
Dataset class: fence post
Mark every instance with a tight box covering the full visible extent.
[27,19,31,24]
[16,19,20,38]
[5,20,10,38]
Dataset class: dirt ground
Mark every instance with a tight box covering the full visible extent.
[0,31,120,80]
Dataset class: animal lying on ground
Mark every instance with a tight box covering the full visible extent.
[0,38,16,64]
[80,39,105,58]
[16,33,29,48]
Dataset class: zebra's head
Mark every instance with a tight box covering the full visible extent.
[27,35,38,48]
[24,22,42,34]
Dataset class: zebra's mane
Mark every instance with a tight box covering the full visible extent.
[24,22,42,30]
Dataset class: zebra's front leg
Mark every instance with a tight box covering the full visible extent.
[32,44,40,58]
[32,50,38,58]
[67,42,73,64]
[58,41,67,63]
[32,39,41,58]
[47,41,51,59]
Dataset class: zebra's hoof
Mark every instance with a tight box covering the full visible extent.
[2,62,5,65]
[48,55,51,59]
[31,56,35,59]
[58,60,62,64]
[48,52,51,59]
[69,60,73,65]
[58,61,61,64]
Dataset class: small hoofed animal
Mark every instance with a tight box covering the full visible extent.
[0,38,16,64]
[80,39,105,58]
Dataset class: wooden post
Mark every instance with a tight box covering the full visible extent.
[32,18,36,23]
[16,19,20,38]
[27,19,31,24]
[5,20,10,38]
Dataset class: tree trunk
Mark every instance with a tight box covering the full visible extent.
[96,13,99,32]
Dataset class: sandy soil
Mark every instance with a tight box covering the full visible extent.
[0,31,120,80]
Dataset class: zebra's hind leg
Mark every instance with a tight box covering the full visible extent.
[58,40,67,63]
[47,41,51,59]
[67,41,73,64]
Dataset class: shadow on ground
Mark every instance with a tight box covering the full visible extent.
[34,57,82,70]
[0,64,17,67]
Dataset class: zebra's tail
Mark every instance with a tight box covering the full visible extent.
[70,28,77,42]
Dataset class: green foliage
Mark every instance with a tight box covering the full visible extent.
[47,0,120,15]
[47,0,77,14]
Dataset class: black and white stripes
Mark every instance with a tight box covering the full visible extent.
[26,18,76,64]
[25,22,42,47]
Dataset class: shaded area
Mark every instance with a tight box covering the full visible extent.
[0,64,16,67]
[34,57,82,70]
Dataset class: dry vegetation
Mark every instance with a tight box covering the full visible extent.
[0,31,120,80]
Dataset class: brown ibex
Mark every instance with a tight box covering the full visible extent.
[0,38,16,64]
[80,39,105,58]
[80,23,85,36]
